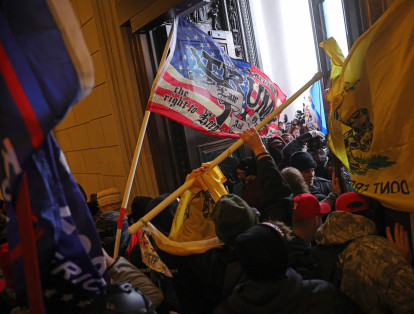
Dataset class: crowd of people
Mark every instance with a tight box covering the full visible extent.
[1,126,414,314]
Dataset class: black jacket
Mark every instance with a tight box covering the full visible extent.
[310,176,332,201]
[288,234,322,280]
[213,268,363,314]
[256,155,293,224]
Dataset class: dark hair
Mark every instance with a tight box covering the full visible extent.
[77,183,87,202]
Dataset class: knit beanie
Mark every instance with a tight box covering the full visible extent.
[131,196,153,223]
[212,194,258,248]
[235,222,288,282]
[97,187,122,208]
[290,151,317,171]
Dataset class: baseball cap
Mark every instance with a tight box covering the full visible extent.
[336,192,370,213]
[293,193,331,221]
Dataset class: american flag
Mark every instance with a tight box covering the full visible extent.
[147,17,286,138]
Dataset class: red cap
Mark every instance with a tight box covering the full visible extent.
[336,192,370,213]
[293,193,331,221]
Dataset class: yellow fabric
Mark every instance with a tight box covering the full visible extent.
[321,0,414,212]
[145,222,223,256]
[169,163,227,243]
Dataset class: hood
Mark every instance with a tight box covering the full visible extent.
[315,211,377,246]
[225,268,304,313]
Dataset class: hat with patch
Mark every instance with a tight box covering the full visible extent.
[293,193,331,221]
[212,194,258,248]
[336,192,370,213]
[290,151,317,171]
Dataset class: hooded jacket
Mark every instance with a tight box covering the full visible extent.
[316,211,414,314]
[213,268,361,314]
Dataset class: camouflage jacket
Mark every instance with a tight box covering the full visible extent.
[315,211,414,314]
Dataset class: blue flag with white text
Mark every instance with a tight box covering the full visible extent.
[0,0,106,311]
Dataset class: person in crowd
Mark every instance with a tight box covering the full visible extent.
[236,157,263,210]
[282,129,325,163]
[102,248,164,310]
[213,222,363,313]
[95,211,131,258]
[157,190,260,314]
[157,127,292,313]
[139,194,182,313]
[97,187,123,213]
[267,134,286,169]
[281,167,309,196]
[290,151,340,202]
[87,280,156,314]
[239,128,293,224]
[288,193,332,279]
[128,196,153,225]
[315,191,414,313]
[88,193,102,222]
[144,193,178,237]
[281,132,293,144]
[278,121,286,133]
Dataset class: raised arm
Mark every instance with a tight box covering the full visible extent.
[239,128,293,225]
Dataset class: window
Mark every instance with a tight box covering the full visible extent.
[309,0,364,88]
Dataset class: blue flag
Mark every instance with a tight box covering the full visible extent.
[311,80,327,134]
[0,0,106,311]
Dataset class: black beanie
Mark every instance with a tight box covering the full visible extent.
[131,196,153,223]
[235,223,289,282]
[290,151,317,171]
[212,194,258,248]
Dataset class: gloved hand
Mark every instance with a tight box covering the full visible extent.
[309,130,325,139]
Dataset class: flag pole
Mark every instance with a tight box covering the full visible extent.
[113,110,151,258]
[128,71,323,235]
[112,19,178,258]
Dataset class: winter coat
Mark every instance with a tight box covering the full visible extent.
[213,268,362,314]
[310,176,332,201]
[288,234,322,280]
[316,211,414,314]
[256,155,293,224]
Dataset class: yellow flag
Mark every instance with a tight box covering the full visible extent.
[146,164,227,256]
[321,0,414,212]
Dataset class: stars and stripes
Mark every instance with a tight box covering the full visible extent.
[147,17,286,138]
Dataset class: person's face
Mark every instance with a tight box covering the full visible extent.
[300,168,315,186]
[282,134,292,143]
